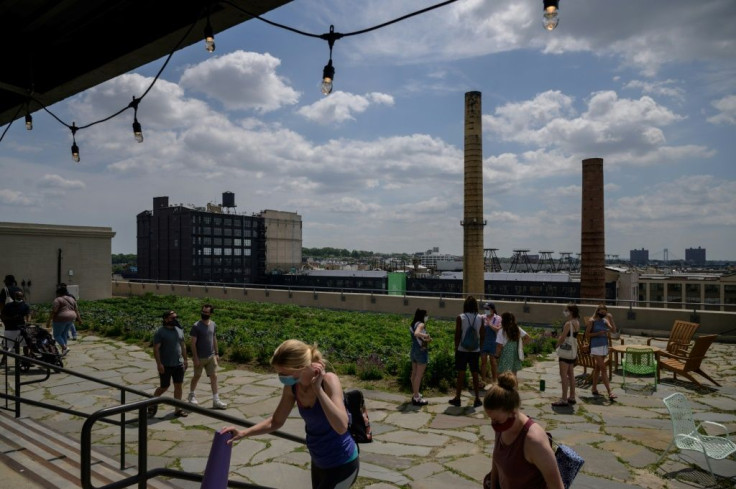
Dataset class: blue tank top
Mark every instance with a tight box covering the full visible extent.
[295,385,358,469]
[590,318,608,348]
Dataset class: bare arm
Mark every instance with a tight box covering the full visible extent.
[454,316,462,349]
[314,370,350,434]
[190,336,200,366]
[224,386,296,443]
[413,322,430,342]
[153,343,164,374]
[556,321,571,348]
[525,424,565,489]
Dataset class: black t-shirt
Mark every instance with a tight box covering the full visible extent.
[1,300,30,330]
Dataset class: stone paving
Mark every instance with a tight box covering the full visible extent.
[8,334,736,488]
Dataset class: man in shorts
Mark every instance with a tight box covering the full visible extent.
[149,310,189,417]
[187,303,227,409]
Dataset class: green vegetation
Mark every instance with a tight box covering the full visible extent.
[111,253,137,274]
[30,294,557,393]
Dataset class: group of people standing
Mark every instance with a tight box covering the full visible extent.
[1,276,80,358]
[408,296,532,408]
[553,303,618,406]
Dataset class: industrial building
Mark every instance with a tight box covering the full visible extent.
[136,193,301,284]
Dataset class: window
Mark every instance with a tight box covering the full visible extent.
[214,238,222,246]
[203,247,212,256]
[214,217,222,226]
[244,239,251,247]
[203,227,212,235]
[234,248,242,256]
[203,237,211,245]
[224,228,232,237]
[245,249,251,256]
[214,228,222,236]
[214,248,222,256]
[224,248,232,256]
[234,238,241,246]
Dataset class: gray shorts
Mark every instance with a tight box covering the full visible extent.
[590,345,608,357]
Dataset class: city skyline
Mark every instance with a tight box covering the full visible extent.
[1,1,735,259]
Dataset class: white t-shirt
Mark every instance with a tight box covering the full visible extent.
[495,327,528,347]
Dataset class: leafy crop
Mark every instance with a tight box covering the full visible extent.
[31,294,556,392]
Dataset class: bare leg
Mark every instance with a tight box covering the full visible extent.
[559,361,569,400]
[566,363,576,400]
[490,355,498,383]
[455,371,465,399]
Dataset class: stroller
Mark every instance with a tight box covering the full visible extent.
[18,323,64,371]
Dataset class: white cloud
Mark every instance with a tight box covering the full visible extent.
[482,90,709,169]
[38,174,86,190]
[707,95,736,125]
[179,51,300,113]
[622,79,685,100]
[0,189,34,206]
[297,91,394,124]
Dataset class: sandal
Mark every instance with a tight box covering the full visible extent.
[552,400,569,407]
[608,393,617,401]
[591,390,601,396]
[567,398,576,405]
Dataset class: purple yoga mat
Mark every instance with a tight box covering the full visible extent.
[201,429,234,489]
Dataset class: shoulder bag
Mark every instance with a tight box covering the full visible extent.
[556,321,577,360]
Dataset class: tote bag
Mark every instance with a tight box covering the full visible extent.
[556,322,577,360]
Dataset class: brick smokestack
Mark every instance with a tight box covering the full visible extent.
[462,91,485,297]
[580,158,605,302]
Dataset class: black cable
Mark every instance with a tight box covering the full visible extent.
[223,0,459,39]
[1,0,461,146]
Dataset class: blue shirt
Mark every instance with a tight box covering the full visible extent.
[590,318,608,348]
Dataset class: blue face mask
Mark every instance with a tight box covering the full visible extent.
[278,375,299,386]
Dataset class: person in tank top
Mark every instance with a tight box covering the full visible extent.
[483,372,564,489]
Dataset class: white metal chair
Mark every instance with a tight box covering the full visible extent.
[658,392,736,477]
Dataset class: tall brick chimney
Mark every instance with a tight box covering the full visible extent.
[580,158,605,302]
[462,91,485,297]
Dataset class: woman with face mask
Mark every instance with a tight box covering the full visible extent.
[552,304,581,407]
[223,339,359,489]
[409,308,431,406]
[483,372,564,489]
[585,304,617,400]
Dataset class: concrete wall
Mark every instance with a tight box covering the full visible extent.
[112,280,736,341]
[0,222,115,303]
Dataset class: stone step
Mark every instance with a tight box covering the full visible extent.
[0,411,181,489]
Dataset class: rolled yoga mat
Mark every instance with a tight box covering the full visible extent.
[201,429,234,489]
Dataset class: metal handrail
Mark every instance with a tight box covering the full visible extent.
[0,345,306,488]
[81,397,305,489]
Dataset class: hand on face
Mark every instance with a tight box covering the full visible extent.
[311,362,325,389]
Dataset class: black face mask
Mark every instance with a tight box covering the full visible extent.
[598,312,607,318]
[167,318,181,328]
[201,314,211,321]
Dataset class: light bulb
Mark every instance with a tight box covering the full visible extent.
[543,0,559,31]
[204,23,216,53]
[321,60,335,95]
[71,142,80,162]
[132,120,144,143]
[25,114,33,130]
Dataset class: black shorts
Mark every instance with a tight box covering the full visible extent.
[455,350,480,373]
[159,365,185,388]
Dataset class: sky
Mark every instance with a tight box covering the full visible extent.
[1,0,735,260]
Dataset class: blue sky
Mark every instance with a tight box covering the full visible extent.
[2,0,735,260]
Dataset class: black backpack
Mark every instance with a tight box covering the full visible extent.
[344,389,372,443]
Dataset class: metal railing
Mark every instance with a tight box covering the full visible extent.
[0,343,306,489]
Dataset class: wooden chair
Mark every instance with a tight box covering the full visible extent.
[646,320,699,356]
[657,334,720,387]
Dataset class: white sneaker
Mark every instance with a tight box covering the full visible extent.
[213,399,227,410]
[187,393,198,404]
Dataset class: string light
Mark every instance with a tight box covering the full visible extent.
[70,123,80,162]
[543,0,560,31]
[25,104,32,130]
[129,96,144,143]
[0,0,562,156]
[204,18,216,53]
[320,25,341,95]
